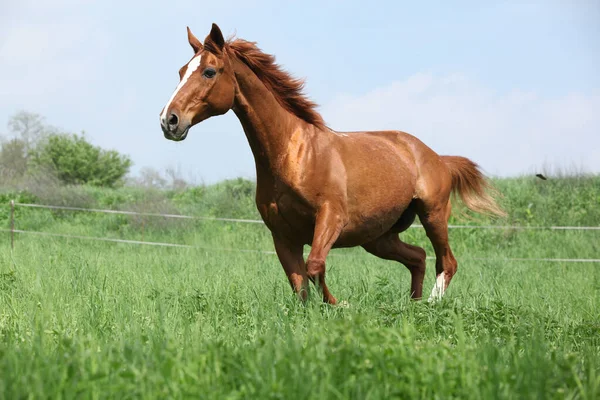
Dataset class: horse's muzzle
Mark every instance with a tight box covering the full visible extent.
[160,117,190,141]
[162,126,189,141]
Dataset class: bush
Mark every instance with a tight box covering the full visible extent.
[31,133,132,188]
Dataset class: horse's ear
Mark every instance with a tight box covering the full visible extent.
[187,26,203,53]
[204,23,225,54]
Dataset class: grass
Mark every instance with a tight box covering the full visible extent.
[0,176,599,398]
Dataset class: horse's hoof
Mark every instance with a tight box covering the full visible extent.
[337,300,351,308]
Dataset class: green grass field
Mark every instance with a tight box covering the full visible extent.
[1,176,599,399]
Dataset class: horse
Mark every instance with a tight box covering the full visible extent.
[160,23,505,304]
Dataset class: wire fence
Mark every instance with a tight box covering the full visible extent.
[4,201,600,263]
[12,202,600,230]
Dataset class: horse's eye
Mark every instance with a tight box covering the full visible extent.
[203,68,216,78]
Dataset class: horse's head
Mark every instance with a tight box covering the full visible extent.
[160,24,235,141]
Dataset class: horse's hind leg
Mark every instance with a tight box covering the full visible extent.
[417,199,457,301]
[362,232,427,299]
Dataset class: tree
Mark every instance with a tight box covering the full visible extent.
[6,111,49,158]
[1,111,51,183]
[136,167,168,188]
[0,138,28,180]
[32,132,132,187]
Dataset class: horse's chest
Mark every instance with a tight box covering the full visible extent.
[257,190,315,243]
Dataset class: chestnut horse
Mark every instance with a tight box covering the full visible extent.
[160,24,505,304]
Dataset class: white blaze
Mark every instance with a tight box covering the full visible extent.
[428,273,446,302]
[160,55,203,122]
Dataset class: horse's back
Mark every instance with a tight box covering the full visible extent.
[345,129,452,201]
[335,128,444,186]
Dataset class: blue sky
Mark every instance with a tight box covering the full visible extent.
[1,0,598,183]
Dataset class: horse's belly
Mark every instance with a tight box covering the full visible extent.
[334,208,406,247]
[334,184,415,247]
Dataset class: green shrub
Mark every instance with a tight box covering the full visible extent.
[31,133,132,188]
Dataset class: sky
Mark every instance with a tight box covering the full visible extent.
[1,0,599,183]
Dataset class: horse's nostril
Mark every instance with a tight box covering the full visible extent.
[168,113,179,126]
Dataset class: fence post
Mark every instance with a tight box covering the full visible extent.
[10,200,15,250]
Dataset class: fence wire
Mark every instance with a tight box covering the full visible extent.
[4,202,599,263]
[13,202,600,230]
[2,228,599,263]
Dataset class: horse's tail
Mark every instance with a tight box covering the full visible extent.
[441,156,506,217]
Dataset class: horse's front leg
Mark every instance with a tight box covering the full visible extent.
[306,202,347,305]
[272,235,309,301]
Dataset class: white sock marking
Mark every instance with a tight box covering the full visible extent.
[428,273,446,302]
[337,300,351,308]
[160,55,203,123]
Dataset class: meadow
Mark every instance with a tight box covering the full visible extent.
[0,176,599,399]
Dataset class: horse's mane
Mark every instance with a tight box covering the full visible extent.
[224,38,326,130]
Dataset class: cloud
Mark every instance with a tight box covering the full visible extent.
[321,73,600,176]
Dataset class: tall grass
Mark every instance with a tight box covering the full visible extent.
[0,175,599,398]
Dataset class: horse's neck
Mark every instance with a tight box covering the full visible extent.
[231,58,300,173]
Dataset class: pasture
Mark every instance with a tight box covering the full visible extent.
[0,176,599,399]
